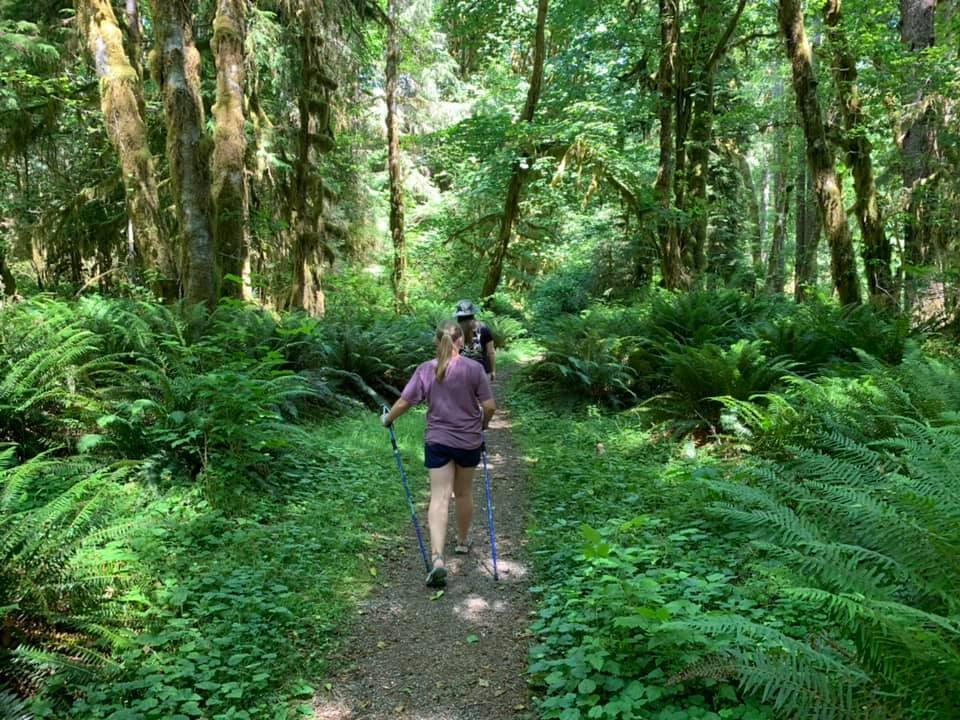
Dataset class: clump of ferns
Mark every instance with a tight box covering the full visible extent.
[0,298,118,453]
[695,421,960,717]
[0,449,143,703]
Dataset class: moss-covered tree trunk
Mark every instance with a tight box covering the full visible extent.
[683,0,747,275]
[153,0,214,306]
[289,8,340,316]
[727,145,762,283]
[794,149,821,302]
[124,0,146,119]
[211,0,249,299]
[386,0,407,311]
[0,249,14,297]
[75,0,170,297]
[481,0,548,299]
[824,0,894,308]
[654,0,685,290]
[765,139,790,295]
[900,0,936,314]
[778,0,861,305]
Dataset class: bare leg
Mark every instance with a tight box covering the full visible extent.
[453,464,477,546]
[428,462,455,561]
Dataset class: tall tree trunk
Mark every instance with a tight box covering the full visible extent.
[654,0,685,290]
[778,0,861,305]
[729,146,762,282]
[899,0,936,313]
[683,0,748,275]
[385,0,408,311]
[290,7,338,316]
[211,0,249,299]
[75,0,169,297]
[481,0,548,299]
[0,249,14,297]
[686,86,713,275]
[794,148,821,301]
[824,0,894,308]
[153,0,214,305]
[124,0,146,119]
[765,140,790,295]
[758,158,770,271]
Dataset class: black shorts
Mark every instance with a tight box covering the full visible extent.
[424,443,482,469]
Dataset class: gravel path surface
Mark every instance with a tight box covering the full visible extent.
[314,368,533,720]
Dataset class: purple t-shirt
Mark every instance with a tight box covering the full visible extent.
[400,356,493,449]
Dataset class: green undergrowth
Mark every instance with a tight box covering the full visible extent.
[26,410,426,720]
[509,345,960,720]
[510,385,774,720]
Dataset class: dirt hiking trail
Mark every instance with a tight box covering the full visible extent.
[314,366,534,720]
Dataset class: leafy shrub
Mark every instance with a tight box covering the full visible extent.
[93,351,317,494]
[751,300,909,374]
[482,291,526,321]
[529,263,594,317]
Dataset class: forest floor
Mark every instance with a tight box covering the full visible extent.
[313,365,534,720]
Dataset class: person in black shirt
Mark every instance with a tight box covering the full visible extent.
[454,299,496,381]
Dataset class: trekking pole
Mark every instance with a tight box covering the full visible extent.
[480,434,500,581]
[383,406,430,573]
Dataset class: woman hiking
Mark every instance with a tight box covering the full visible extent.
[455,299,496,381]
[381,321,496,587]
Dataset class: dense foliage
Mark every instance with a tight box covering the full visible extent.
[510,293,960,720]
[0,295,446,718]
[2,0,960,716]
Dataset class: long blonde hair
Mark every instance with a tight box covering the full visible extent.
[435,321,463,381]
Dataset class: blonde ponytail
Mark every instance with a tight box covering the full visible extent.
[435,321,463,381]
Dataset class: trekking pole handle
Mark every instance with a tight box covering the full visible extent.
[381,404,399,449]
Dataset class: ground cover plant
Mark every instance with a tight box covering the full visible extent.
[0,295,433,718]
[525,290,909,432]
[510,326,960,720]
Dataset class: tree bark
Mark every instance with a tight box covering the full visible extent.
[765,140,790,295]
[124,0,146,119]
[730,147,762,282]
[654,0,685,290]
[0,249,15,297]
[211,0,249,299]
[386,0,408,311]
[683,0,748,275]
[290,7,337,316]
[481,0,548,299]
[153,0,214,305]
[794,149,821,302]
[824,0,894,308]
[75,0,169,297]
[899,0,936,313]
[778,0,860,305]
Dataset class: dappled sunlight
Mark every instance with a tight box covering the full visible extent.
[453,593,508,621]
[479,555,528,580]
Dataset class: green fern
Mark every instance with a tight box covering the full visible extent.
[703,419,960,716]
[0,454,141,705]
